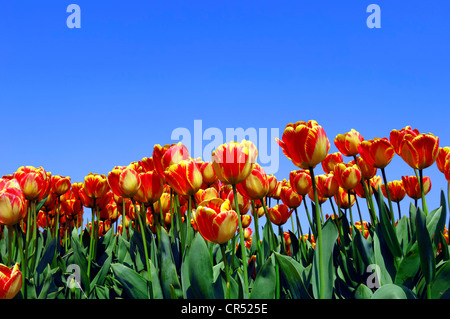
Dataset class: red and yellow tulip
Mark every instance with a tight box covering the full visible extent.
[276,120,330,169]
[0,179,27,226]
[236,163,269,200]
[193,198,238,244]
[0,263,22,299]
[399,132,439,170]
[211,140,257,185]
[334,129,364,157]
[357,137,395,169]
[164,159,203,196]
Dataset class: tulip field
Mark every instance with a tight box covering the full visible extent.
[1,120,450,300]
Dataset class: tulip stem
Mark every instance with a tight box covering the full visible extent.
[397,201,402,220]
[220,243,231,299]
[187,196,192,247]
[381,167,395,226]
[353,155,377,226]
[251,200,263,269]
[418,169,428,216]
[355,195,365,236]
[309,167,325,299]
[348,192,355,227]
[137,202,153,297]
[122,198,127,239]
[232,184,249,298]
[14,224,26,299]
[87,200,96,279]
[303,198,314,236]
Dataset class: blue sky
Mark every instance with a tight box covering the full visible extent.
[1,1,449,230]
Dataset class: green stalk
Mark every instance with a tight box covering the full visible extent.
[397,201,402,220]
[174,194,184,257]
[232,184,249,298]
[261,198,276,251]
[14,224,26,299]
[87,200,96,279]
[309,167,325,299]
[7,225,13,266]
[303,198,314,234]
[381,167,395,226]
[251,200,263,268]
[187,195,192,246]
[136,202,153,297]
[418,169,428,216]
[220,243,231,299]
[353,155,377,225]
[121,197,127,239]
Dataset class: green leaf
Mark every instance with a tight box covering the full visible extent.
[71,235,90,293]
[90,255,112,290]
[274,252,311,299]
[37,264,53,299]
[394,244,420,287]
[311,218,338,299]
[371,284,416,299]
[159,227,182,299]
[249,254,276,299]
[416,207,436,284]
[377,187,402,258]
[430,260,450,299]
[187,233,215,299]
[373,227,395,286]
[36,237,56,274]
[111,263,150,299]
[354,284,373,299]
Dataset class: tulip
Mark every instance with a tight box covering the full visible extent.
[153,143,190,178]
[194,187,219,204]
[107,166,141,199]
[436,147,450,174]
[390,126,420,155]
[350,156,377,180]
[14,166,49,201]
[335,187,356,210]
[51,175,71,196]
[133,171,164,204]
[334,129,364,157]
[280,183,302,208]
[84,173,110,199]
[236,163,269,200]
[241,214,252,228]
[354,221,370,239]
[399,133,439,170]
[381,180,406,203]
[267,174,278,196]
[267,204,292,226]
[402,175,431,200]
[381,180,406,219]
[197,160,218,187]
[277,120,330,298]
[193,198,238,244]
[0,179,27,226]
[139,157,155,173]
[334,162,362,191]
[357,137,395,169]
[211,140,257,185]
[0,263,22,299]
[445,158,450,183]
[276,120,330,169]
[227,190,250,214]
[289,169,312,196]
[164,159,203,197]
[315,173,339,198]
[321,152,344,174]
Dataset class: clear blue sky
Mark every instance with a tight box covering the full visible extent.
[1,1,449,231]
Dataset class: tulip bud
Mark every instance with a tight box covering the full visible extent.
[357,137,395,169]
[289,169,312,196]
[267,204,291,226]
[333,162,362,190]
[334,129,364,157]
[51,175,71,196]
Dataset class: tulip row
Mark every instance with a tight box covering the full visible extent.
[0,120,449,299]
